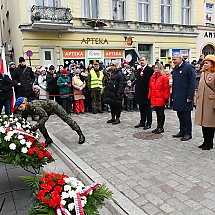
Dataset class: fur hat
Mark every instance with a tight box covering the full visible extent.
[203,55,215,63]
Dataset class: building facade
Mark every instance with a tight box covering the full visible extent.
[0,0,205,68]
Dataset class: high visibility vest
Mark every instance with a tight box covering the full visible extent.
[90,69,104,89]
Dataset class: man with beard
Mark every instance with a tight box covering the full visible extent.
[88,62,104,114]
[103,60,125,124]
[13,57,35,100]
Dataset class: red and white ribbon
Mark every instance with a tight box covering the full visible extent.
[13,128,37,139]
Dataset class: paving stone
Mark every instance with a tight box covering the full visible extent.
[200,199,215,209]
[160,203,175,213]
[184,199,203,210]
[141,202,161,214]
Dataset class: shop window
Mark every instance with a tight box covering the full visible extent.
[160,49,170,64]
[112,0,126,20]
[202,44,215,56]
[181,0,191,25]
[138,0,149,22]
[45,51,51,60]
[35,0,61,7]
[161,0,172,24]
[138,44,152,64]
[83,0,99,19]
[205,3,214,25]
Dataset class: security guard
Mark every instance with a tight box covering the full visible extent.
[14,97,85,147]
[88,62,104,114]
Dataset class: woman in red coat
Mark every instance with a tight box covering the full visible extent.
[148,63,170,134]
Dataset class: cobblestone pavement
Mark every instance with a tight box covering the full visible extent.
[46,109,215,215]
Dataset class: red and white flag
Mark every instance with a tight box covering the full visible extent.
[0,46,16,111]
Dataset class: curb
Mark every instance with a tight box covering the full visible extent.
[49,132,147,215]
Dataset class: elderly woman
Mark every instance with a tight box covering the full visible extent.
[195,55,215,150]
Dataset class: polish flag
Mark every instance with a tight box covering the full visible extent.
[0,46,16,112]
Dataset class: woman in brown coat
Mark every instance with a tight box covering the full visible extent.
[194,55,215,150]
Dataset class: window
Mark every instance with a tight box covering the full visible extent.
[35,0,61,7]
[83,0,99,19]
[112,0,126,20]
[138,0,149,22]
[181,0,191,25]
[205,3,214,24]
[161,0,171,23]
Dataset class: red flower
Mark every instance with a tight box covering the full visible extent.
[40,142,45,148]
[41,197,50,204]
[34,147,40,152]
[44,150,52,159]
[49,199,59,208]
[38,152,44,159]
[37,190,46,199]
[40,183,48,189]
[48,181,56,187]
[51,191,59,198]
[28,138,35,143]
[58,179,66,185]
[54,185,63,193]
[28,148,34,155]
[44,185,52,193]
[6,127,10,132]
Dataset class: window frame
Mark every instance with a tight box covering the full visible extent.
[35,0,61,7]
[181,0,191,25]
[205,3,214,25]
[160,0,172,24]
[83,0,99,19]
[138,0,150,22]
[112,0,126,20]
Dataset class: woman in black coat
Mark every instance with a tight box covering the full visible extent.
[104,61,125,124]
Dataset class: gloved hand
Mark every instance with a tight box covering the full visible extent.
[30,126,38,132]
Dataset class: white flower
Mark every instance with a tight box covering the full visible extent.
[14,118,18,122]
[60,200,66,206]
[26,141,32,148]
[81,199,87,207]
[26,129,30,133]
[68,203,75,211]
[7,131,14,137]
[76,186,83,192]
[9,143,16,150]
[20,139,26,145]
[68,190,76,198]
[16,122,22,129]
[4,136,11,141]
[89,190,93,195]
[0,126,6,133]
[63,178,70,183]
[61,192,69,199]
[18,135,24,140]
[22,125,26,128]
[21,147,28,153]
[64,185,72,191]
[4,123,9,127]
[3,115,8,118]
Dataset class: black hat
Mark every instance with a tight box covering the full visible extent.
[19,57,25,63]
[49,65,55,70]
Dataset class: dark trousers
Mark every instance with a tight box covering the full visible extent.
[0,99,11,115]
[154,106,165,128]
[110,102,122,119]
[61,97,71,114]
[139,103,152,126]
[91,88,102,112]
[202,127,215,148]
[177,111,192,136]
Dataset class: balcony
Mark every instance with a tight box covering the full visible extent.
[31,5,73,30]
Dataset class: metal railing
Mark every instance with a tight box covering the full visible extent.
[31,5,72,22]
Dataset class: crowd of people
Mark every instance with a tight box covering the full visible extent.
[0,53,214,150]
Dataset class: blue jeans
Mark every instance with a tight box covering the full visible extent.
[0,99,11,115]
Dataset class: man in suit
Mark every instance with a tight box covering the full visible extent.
[172,53,196,141]
[134,56,154,130]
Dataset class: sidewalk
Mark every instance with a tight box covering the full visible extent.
[45,110,215,215]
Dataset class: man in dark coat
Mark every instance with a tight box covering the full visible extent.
[134,56,154,129]
[13,57,35,100]
[103,60,125,124]
[14,97,85,147]
[172,53,196,141]
[0,73,13,115]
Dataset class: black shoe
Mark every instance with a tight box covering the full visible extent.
[134,123,144,128]
[172,132,183,138]
[79,133,85,144]
[199,143,213,149]
[112,119,121,125]
[180,135,192,141]
[152,127,159,133]
[98,110,103,113]
[107,119,115,123]
[198,143,205,148]
[143,125,151,130]
[92,111,97,114]
[154,128,164,134]
[45,138,53,148]
[202,147,211,150]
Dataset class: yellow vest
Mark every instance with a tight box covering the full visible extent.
[90,69,104,89]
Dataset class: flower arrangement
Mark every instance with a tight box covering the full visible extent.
[22,172,113,215]
[0,115,54,173]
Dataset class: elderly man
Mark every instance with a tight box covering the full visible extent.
[14,97,85,147]
[172,53,196,141]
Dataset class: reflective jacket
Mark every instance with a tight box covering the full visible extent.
[90,69,104,89]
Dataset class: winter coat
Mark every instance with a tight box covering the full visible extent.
[134,66,154,105]
[38,74,48,100]
[194,71,215,127]
[46,72,59,94]
[57,75,71,98]
[148,72,170,107]
[104,69,125,105]
[72,75,86,101]
[13,65,35,99]
[172,62,196,111]
[0,74,13,100]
